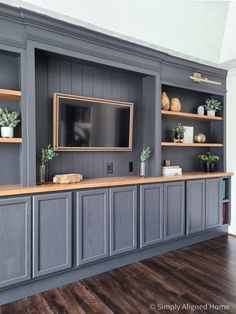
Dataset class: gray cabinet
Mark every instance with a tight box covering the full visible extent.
[76,189,109,265]
[0,197,31,288]
[110,186,137,256]
[33,192,72,277]
[206,178,222,229]
[164,181,185,241]
[186,180,206,234]
[140,184,164,248]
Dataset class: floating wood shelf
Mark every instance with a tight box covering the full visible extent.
[0,138,22,143]
[161,142,223,147]
[0,88,21,100]
[161,110,223,121]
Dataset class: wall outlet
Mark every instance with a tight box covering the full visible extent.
[129,161,133,172]
[106,162,113,174]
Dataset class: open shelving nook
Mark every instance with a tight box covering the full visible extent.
[35,49,160,181]
[161,84,225,172]
[222,177,231,225]
[0,49,22,185]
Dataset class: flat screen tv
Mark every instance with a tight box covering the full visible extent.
[53,93,134,151]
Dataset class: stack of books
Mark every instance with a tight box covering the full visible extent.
[162,166,182,177]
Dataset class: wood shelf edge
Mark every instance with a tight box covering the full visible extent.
[161,110,223,121]
[0,88,22,100]
[161,142,223,147]
[0,138,22,143]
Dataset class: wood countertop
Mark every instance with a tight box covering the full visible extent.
[0,172,233,197]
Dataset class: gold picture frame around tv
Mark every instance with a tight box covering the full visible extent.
[53,93,134,152]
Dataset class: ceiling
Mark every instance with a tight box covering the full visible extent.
[2,0,236,69]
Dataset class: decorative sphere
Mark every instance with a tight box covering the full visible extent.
[194,133,206,143]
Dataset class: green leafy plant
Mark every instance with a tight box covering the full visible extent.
[173,122,186,134]
[204,97,222,112]
[197,152,220,164]
[140,147,151,162]
[0,108,20,127]
[40,144,58,165]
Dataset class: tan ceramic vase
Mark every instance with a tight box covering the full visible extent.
[161,92,170,110]
[170,98,181,112]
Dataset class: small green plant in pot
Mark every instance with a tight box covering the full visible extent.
[0,108,20,138]
[140,147,151,177]
[39,144,58,183]
[173,122,186,143]
[204,97,222,117]
[197,152,220,172]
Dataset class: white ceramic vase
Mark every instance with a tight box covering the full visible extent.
[140,161,146,177]
[1,127,14,138]
[197,106,205,115]
[207,110,215,117]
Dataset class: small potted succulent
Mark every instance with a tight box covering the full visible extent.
[140,147,151,177]
[173,122,186,143]
[0,108,20,138]
[204,97,222,117]
[197,152,220,172]
[39,144,58,183]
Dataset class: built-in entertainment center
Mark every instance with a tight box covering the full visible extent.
[0,3,233,304]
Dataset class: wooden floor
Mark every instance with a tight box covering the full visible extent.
[1,235,236,313]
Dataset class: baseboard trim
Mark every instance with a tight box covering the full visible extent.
[0,225,228,305]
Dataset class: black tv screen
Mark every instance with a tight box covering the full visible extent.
[53,94,133,151]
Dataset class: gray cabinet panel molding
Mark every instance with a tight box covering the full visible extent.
[206,178,222,229]
[32,192,72,277]
[0,197,31,288]
[186,180,206,235]
[76,189,109,265]
[110,186,137,256]
[140,184,164,248]
[164,181,185,241]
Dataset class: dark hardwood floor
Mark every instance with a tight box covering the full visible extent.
[1,235,236,313]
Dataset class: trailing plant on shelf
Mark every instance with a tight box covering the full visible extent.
[39,144,58,183]
[204,97,222,117]
[197,152,220,172]
[172,122,186,143]
[0,108,20,138]
[140,147,151,177]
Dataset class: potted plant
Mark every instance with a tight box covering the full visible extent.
[140,147,151,177]
[39,144,58,183]
[0,108,20,138]
[204,97,222,117]
[173,122,186,143]
[197,152,220,172]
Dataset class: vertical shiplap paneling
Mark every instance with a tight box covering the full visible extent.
[102,69,114,177]
[36,55,145,179]
[47,58,61,179]
[35,55,48,181]
[59,60,73,174]
[71,62,84,175]
[92,67,104,178]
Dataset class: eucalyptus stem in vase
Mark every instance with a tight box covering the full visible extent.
[39,144,58,183]
[140,147,151,177]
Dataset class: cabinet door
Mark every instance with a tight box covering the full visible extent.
[206,178,222,229]
[164,181,185,241]
[33,193,72,277]
[186,180,206,234]
[0,197,31,288]
[140,184,164,248]
[110,186,137,256]
[76,189,109,266]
